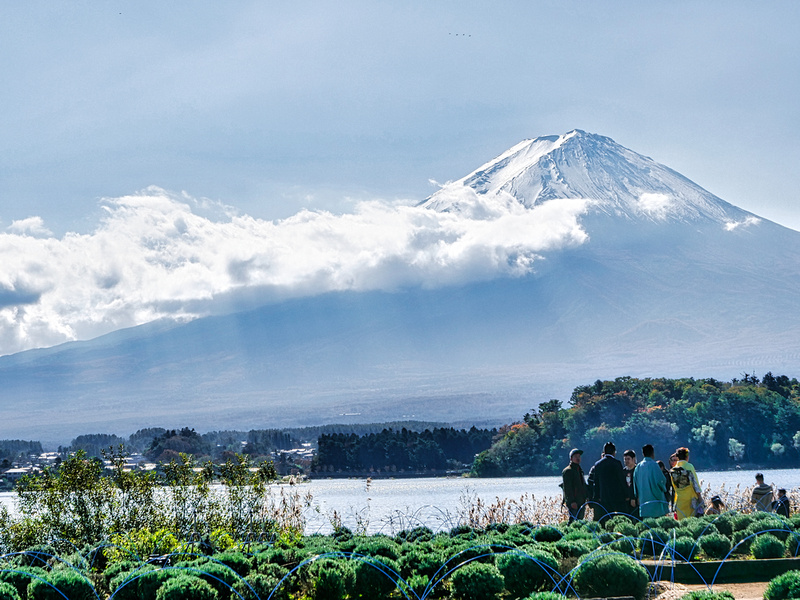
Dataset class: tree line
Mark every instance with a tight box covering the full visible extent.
[472,372,800,477]
[0,440,43,468]
[314,426,497,473]
[58,427,299,462]
[45,420,454,463]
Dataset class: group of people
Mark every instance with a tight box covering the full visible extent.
[561,441,792,523]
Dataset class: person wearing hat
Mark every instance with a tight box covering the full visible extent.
[705,495,726,515]
[561,448,588,522]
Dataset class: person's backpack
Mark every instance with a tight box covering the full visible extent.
[670,465,692,490]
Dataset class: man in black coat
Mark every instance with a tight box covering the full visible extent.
[561,448,588,522]
[587,441,627,524]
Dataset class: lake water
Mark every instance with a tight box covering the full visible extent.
[3,468,799,534]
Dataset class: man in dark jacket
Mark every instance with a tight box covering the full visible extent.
[774,488,791,517]
[587,441,627,524]
[561,448,588,522]
[622,449,638,517]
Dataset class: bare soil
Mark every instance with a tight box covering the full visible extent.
[653,580,767,600]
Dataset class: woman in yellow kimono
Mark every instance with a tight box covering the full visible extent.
[670,446,702,520]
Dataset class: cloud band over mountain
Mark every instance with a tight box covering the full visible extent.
[0,187,591,355]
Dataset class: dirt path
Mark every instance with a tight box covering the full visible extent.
[654,580,768,600]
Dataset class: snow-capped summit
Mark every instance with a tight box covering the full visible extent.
[422,130,755,226]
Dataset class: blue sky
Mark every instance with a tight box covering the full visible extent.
[0,1,799,355]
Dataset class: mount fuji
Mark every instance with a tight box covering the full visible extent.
[3,130,800,442]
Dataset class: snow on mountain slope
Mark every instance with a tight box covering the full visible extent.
[422,130,755,226]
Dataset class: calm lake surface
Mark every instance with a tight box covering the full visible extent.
[2,468,799,534]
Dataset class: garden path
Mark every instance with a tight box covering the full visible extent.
[654,581,768,600]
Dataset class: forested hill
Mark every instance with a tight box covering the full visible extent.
[472,373,800,477]
[314,427,496,474]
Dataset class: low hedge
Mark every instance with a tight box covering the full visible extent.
[155,574,219,600]
[0,582,19,600]
[698,533,732,560]
[571,552,649,600]
[449,562,504,600]
[753,534,786,559]
[26,569,95,600]
[495,549,558,599]
[681,591,735,600]
[765,570,800,600]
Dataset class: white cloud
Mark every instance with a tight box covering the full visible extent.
[636,192,674,219]
[724,215,761,231]
[7,216,53,237]
[0,188,591,355]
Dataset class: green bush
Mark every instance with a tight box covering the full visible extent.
[395,526,433,543]
[730,526,753,554]
[447,542,494,564]
[449,562,504,600]
[496,549,558,599]
[786,534,800,557]
[404,574,430,597]
[332,526,353,542]
[0,582,20,600]
[562,529,593,541]
[108,564,169,600]
[523,593,566,600]
[194,561,243,597]
[765,570,800,600]
[252,562,289,580]
[155,574,219,600]
[351,556,400,599]
[609,519,638,537]
[639,528,669,557]
[253,546,310,571]
[507,523,536,539]
[0,566,48,598]
[596,531,617,545]
[353,536,401,560]
[732,514,755,532]
[14,545,56,568]
[450,524,478,538]
[552,539,595,558]
[210,551,252,576]
[232,572,290,600]
[656,515,681,530]
[680,590,735,600]
[307,558,355,600]
[683,519,719,538]
[534,526,563,543]
[604,514,635,531]
[670,536,697,561]
[712,513,735,537]
[698,533,732,560]
[752,533,786,559]
[101,559,141,590]
[26,569,96,600]
[608,537,637,556]
[747,517,790,541]
[398,548,444,578]
[571,552,649,600]
[637,517,661,533]
[577,520,602,533]
[485,522,510,534]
